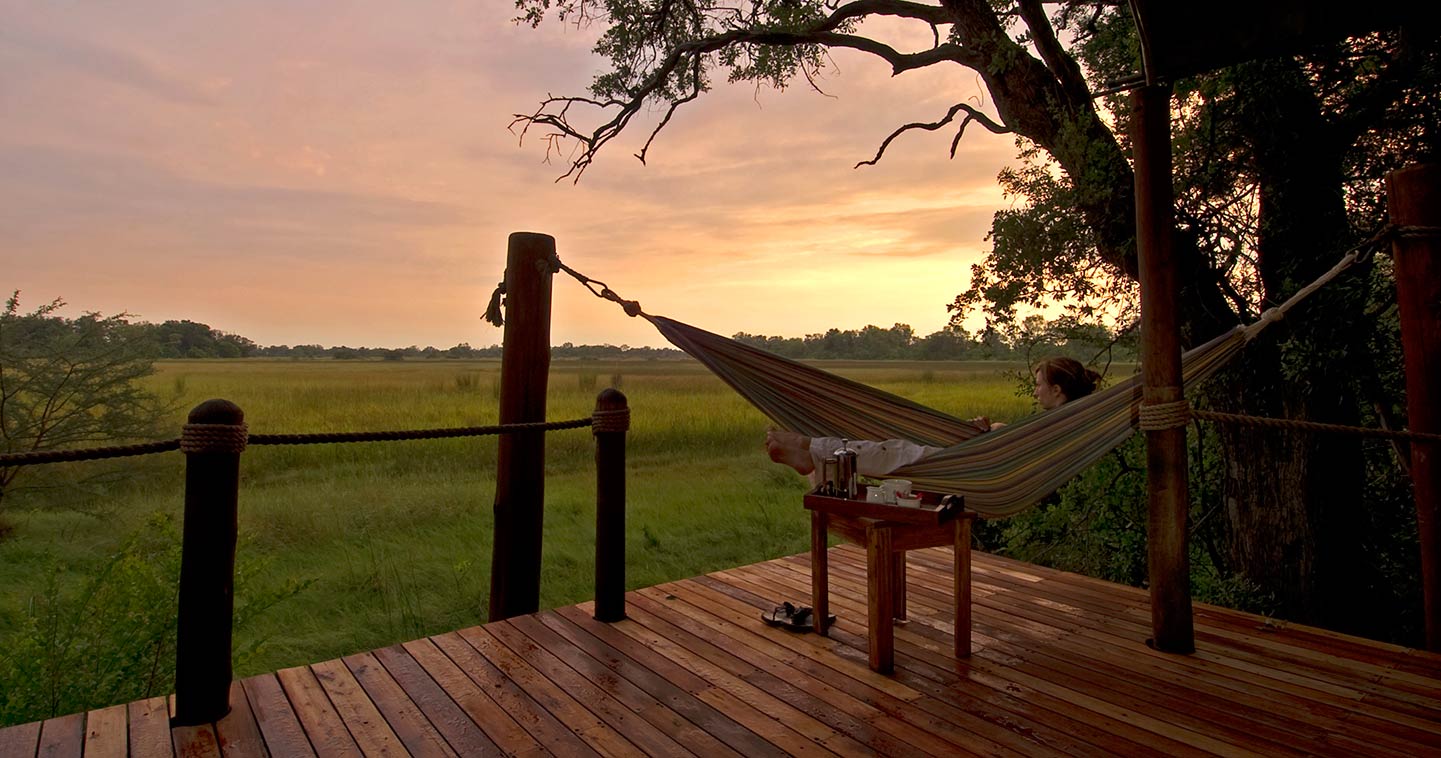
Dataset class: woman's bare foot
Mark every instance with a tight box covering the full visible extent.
[765,430,815,475]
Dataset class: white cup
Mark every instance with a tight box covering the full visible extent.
[865,486,887,503]
[881,479,912,503]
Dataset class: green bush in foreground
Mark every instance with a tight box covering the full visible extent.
[0,513,306,725]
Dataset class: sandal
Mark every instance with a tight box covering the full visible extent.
[761,601,836,633]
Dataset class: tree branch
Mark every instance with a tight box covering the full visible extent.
[855,102,1011,167]
[1016,0,1091,107]
[513,0,986,180]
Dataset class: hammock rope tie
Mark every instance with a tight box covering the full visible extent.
[553,256,647,318]
[1240,225,1394,342]
[1138,398,1191,431]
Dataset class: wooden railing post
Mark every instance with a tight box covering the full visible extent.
[173,399,246,726]
[1133,82,1195,654]
[489,231,555,621]
[592,389,629,622]
[1389,164,1441,651]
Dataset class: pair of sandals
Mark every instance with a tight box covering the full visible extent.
[761,601,837,633]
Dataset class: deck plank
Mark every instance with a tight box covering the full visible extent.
[546,606,776,757]
[308,657,407,756]
[124,698,171,758]
[370,644,502,757]
[488,617,696,757]
[241,675,314,758]
[428,631,600,757]
[453,625,642,756]
[81,704,128,758]
[402,637,545,756]
[340,651,456,757]
[213,680,268,758]
[0,720,41,758]
[516,612,742,756]
[36,712,84,758]
[274,666,360,758]
[169,724,219,758]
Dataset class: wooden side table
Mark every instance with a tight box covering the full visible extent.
[804,492,975,674]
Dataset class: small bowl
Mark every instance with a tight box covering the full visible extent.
[894,493,922,507]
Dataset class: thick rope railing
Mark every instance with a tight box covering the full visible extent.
[1189,409,1441,443]
[0,440,182,466]
[0,418,596,467]
[248,418,592,446]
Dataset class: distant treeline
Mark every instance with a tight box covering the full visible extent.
[140,315,1136,363]
[733,317,1137,362]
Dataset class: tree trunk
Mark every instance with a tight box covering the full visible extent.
[1214,60,1375,630]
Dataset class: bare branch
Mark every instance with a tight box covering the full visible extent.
[855,102,1010,168]
[513,0,984,180]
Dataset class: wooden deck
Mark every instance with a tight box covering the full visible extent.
[4,545,1441,757]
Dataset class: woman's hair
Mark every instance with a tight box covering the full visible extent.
[1035,357,1102,401]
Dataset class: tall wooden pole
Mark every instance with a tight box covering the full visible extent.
[1132,83,1194,653]
[592,388,629,622]
[173,399,245,725]
[488,232,555,621]
[1388,164,1441,650]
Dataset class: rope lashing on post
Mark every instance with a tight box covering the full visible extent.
[591,407,631,434]
[1138,399,1191,431]
[180,423,250,454]
[483,278,506,327]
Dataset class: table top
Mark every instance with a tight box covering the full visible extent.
[802,491,971,526]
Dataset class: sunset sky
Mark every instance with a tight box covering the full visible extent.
[3,1,1019,349]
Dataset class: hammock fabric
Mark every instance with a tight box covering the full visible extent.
[651,314,1247,517]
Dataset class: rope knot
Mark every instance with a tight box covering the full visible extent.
[1138,399,1190,431]
[591,408,630,434]
[621,300,642,318]
[181,423,249,454]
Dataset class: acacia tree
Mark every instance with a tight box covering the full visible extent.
[0,293,171,524]
[514,0,1439,632]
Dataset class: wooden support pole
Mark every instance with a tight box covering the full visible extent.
[173,399,244,726]
[1389,164,1441,651]
[1132,83,1195,654]
[489,232,555,621]
[593,389,629,622]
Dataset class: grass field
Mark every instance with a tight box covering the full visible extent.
[0,356,1038,724]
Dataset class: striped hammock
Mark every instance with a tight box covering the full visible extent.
[651,315,1247,517]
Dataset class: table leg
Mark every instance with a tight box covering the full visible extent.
[868,525,895,674]
[955,518,972,659]
[811,510,830,636]
[892,550,907,621]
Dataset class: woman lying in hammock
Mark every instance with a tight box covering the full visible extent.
[764,357,1102,479]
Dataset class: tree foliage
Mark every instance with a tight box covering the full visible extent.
[0,294,173,513]
[512,0,1441,638]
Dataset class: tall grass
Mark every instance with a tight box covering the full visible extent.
[0,356,1031,725]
